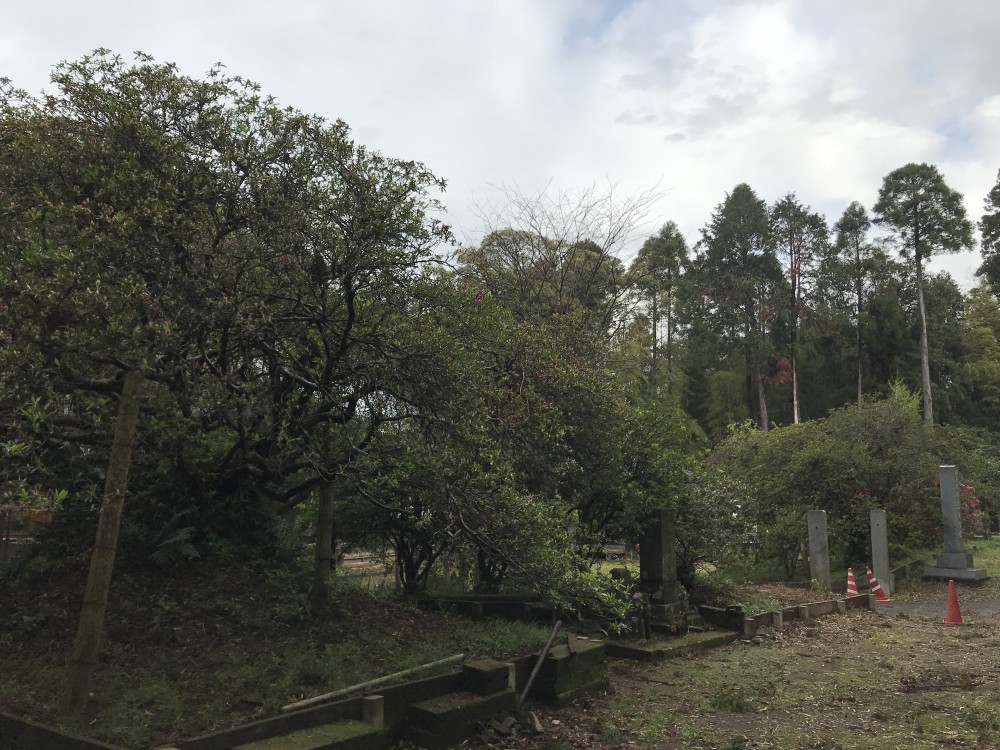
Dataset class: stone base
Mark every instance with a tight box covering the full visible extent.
[407,689,516,749]
[605,630,738,661]
[528,641,608,706]
[923,566,989,582]
[649,599,688,621]
[936,551,974,568]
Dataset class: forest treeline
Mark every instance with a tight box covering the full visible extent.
[2,53,1000,614]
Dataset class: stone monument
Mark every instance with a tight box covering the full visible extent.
[806,510,831,591]
[923,465,988,582]
[638,507,688,626]
[870,509,893,595]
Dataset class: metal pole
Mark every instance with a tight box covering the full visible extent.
[282,652,465,711]
[518,620,562,710]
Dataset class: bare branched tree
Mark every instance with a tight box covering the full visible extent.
[461,181,663,337]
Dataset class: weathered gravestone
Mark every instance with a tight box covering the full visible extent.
[807,510,831,591]
[639,507,688,628]
[870,509,893,595]
[924,465,988,582]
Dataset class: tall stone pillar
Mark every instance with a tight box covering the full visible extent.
[924,465,988,582]
[638,507,686,622]
[807,510,831,591]
[870,509,892,596]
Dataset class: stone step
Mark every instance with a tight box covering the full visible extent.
[233,720,381,750]
[526,640,609,706]
[405,689,516,749]
[606,629,739,661]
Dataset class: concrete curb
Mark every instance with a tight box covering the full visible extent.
[741,593,874,640]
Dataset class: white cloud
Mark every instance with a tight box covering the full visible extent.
[3,0,998,285]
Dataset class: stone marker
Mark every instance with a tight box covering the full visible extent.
[639,507,687,623]
[924,465,988,582]
[362,695,384,729]
[870,509,893,595]
[807,510,831,591]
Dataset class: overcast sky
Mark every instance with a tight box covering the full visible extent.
[3,0,999,287]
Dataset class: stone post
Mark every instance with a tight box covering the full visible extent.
[869,509,892,596]
[924,465,988,581]
[940,465,964,554]
[807,510,831,591]
[638,507,686,622]
[639,507,673,591]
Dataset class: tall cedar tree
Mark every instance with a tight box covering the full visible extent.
[696,184,783,430]
[770,194,828,423]
[833,201,875,403]
[978,168,1000,292]
[630,221,688,397]
[873,163,974,424]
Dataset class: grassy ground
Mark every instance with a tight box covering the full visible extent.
[482,537,1000,750]
[5,540,998,749]
[0,556,550,748]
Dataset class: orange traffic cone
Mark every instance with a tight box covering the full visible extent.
[865,565,891,602]
[944,579,964,625]
[845,568,858,597]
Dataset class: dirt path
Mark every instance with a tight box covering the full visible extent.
[479,582,1000,750]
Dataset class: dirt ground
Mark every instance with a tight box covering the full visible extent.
[473,578,1000,750]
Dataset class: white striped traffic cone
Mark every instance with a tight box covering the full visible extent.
[866,565,891,602]
[846,567,858,597]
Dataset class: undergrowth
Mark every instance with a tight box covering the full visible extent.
[0,554,550,748]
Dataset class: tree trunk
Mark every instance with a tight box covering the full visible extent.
[790,257,800,424]
[650,289,659,395]
[856,240,864,404]
[311,480,335,618]
[912,209,933,425]
[665,284,673,395]
[66,370,142,713]
[915,248,934,425]
[755,357,770,431]
[791,355,800,423]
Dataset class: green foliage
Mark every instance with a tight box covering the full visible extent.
[0,50,451,565]
[703,385,990,577]
[874,162,975,424]
[686,183,786,430]
[873,163,976,263]
[626,221,689,399]
[977,168,1000,291]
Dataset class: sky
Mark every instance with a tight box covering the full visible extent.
[3,0,999,288]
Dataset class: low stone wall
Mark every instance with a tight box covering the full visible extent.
[412,594,557,623]
[0,711,124,750]
[741,593,874,639]
[171,642,605,749]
